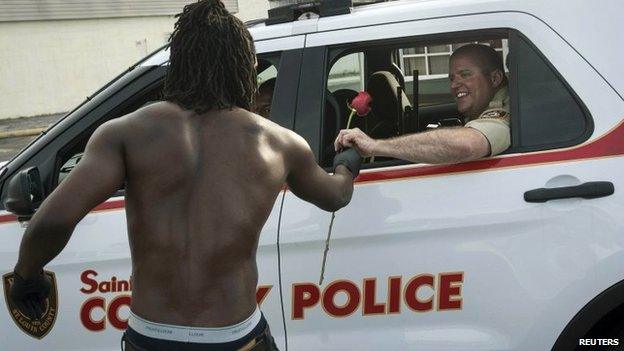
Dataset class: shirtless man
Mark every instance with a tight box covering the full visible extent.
[9,1,361,350]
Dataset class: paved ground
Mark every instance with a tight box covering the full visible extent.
[0,113,65,162]
[0,137,39,162]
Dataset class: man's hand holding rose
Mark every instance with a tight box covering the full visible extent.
[334,128,377,157]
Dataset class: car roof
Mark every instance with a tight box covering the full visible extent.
[249,0,509,41]
[139,0,624,99]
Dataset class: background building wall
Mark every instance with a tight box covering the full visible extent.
[0,17,176,119]
[0,0,269,119]
[0,0,239,22]
[238,0,270,22]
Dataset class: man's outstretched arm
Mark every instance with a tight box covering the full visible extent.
[14,119,127,279]
[335,127,489,164]
[286,133,360,212]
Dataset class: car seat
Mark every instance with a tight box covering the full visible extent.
[366,71,412,139]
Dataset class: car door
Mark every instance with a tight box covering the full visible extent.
[0,65,165,351]
[251,35,305,351]
[0,35,304,351]
[278,10,624,351]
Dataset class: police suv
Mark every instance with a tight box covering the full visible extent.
[2,0,623,350]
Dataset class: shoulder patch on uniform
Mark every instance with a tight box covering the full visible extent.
[479,109,508,120]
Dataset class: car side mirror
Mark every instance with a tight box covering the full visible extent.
[3,167,44,219]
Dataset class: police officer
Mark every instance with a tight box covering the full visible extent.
[334,43,510,163]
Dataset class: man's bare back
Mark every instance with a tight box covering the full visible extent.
[13,100,357,328]
[123,102,293,326]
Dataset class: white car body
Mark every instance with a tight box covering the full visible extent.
[1,1,623,350]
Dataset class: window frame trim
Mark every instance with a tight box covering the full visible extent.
[507,30,594,153]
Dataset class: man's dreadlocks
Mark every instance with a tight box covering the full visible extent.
[163,0,257,114]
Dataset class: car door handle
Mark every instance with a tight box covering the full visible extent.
[524,181,614,203]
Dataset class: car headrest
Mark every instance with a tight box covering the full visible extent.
[367,71,411,119]
[366,71,412,137]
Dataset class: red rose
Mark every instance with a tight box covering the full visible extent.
[349,91,372,116]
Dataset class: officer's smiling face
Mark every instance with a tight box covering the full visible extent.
[449,54,499,119]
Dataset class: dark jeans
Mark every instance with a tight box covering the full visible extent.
[121,315,279,351]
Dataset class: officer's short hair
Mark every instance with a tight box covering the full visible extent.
[451,44,506,84]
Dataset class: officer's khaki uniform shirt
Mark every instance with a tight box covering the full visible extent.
[464,86,511,156]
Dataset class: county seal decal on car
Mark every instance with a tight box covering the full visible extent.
[3,270,58,339]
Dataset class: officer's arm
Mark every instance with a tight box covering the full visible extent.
[14,120,126,279]
[286,134,355,212]
[374,127,490,163]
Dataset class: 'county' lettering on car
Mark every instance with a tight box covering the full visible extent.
[78,270,463,330]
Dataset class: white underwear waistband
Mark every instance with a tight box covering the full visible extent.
[128,306,262,343]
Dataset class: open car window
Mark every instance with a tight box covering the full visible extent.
[320,30,591,168]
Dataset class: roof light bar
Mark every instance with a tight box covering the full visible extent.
[266,0,351,25]
[320,0,352,17]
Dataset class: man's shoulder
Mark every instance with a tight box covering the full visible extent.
[129,101,186,121]
[117,101,189,132]
[91,102,169,146]
[478,108,509,121]
[247,112,302,145]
